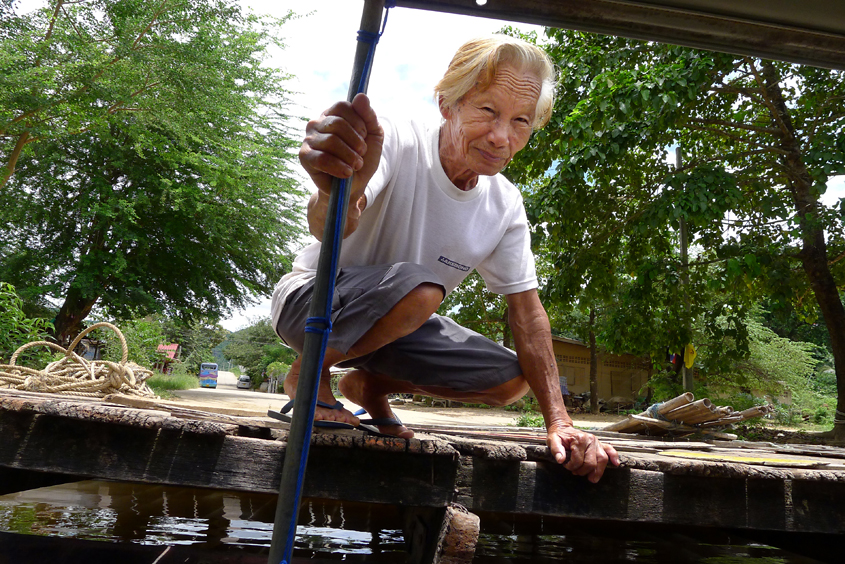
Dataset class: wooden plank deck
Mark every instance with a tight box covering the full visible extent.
[1,389,844,538]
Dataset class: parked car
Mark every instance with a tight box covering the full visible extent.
[236,375,251,390]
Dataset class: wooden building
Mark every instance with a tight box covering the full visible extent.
[552,336,651,402]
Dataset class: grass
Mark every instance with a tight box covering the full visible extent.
[513,412,545,428]
[146,371,199,399]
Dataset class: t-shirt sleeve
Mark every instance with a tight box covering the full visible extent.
[363,116,397,210]
[475,198,538,295]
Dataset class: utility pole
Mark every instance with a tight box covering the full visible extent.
[677,147,694,393]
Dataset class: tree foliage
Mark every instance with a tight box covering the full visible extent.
[0,281,53,366]
[437,271,511,348]
[99,314,166,369]
[0,0,306,343]
[507,29,845,435]
[161,316,228,375]
[222,318,296,384]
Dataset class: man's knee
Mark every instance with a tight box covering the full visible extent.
[413,282,445,314]
[484,375,530,407]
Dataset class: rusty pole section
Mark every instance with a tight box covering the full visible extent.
[267,1,387,563]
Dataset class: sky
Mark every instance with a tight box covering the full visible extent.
[220,0,544,331]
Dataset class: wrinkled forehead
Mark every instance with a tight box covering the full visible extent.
[469,64,542,106]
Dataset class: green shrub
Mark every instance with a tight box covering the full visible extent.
[812,406,831,425]
[98,315,166,368]
[0,282,53,367]
[146,362,199,398]
[513,412,545,428]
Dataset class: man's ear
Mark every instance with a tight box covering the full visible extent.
[438,95,451,120]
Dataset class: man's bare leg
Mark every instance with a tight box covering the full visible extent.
[284,353,360,426]
[283,282,444,427]
[338,368,530,438]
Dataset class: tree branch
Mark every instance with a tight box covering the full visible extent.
[132,0,170,50]
[0,132,31,191]
[686,117,780,135]
[683,124,790,155]
[745,57,792,136]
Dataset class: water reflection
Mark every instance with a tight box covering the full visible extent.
[0,480,406,558]
[0,480,832,563]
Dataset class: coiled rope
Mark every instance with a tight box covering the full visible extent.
[0,322,155,398]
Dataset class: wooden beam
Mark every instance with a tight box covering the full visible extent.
[393,0,845,70]
[0,410,459,506]
[2,392,845,537]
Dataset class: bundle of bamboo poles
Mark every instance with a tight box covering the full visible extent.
[603,392,774,436]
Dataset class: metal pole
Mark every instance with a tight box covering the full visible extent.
[267,2,386,563]
[676,147,694,393]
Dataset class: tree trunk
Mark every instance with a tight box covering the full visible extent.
[589,307,599,414]
[762,61,845,442]
[52,285,99,346]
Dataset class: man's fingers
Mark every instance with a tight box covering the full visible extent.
[564,436,586,472]
[587,445,610,483]
[351,93,381,135]
[300,98,378,184]
[549,426,618,482]
[547,431,567,464]
[605,443,621,467]
[303,125,366,174]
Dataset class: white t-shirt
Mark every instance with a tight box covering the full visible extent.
[270,117,537,328]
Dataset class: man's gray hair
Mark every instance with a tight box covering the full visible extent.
[434,35,556,129]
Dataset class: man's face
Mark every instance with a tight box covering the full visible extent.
[441,64,541,178]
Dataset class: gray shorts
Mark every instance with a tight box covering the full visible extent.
[275,263,522,393]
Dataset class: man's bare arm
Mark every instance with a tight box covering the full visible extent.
[507,289,619,482]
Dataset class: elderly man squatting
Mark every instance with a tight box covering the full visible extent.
[271,36,619,482]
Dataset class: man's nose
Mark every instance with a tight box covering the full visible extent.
[487,119,509,147]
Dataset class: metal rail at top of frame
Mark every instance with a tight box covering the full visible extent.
[393,0,845,70]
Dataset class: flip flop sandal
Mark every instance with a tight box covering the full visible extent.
[268,399,357,430]
[353,408,409,437]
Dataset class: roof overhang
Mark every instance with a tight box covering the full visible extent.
[393,0,845,70]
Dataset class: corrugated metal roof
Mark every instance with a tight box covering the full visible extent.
[393,0,845,69]
[157,343,179,360]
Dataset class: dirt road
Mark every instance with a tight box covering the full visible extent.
[171,371,620,429]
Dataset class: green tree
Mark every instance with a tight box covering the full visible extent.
[0,281,53,366]
[161,317,228,375]
[509,29,845,440]
[98,314,166,368]
[223,318,296,382]
[437,271,511,348]
[0,0,305,344]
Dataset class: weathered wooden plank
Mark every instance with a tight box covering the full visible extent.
[0,409,459,507]
[3,391,845,538]
[791,480,845,534]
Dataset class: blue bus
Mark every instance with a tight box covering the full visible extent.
[199,363,219,388]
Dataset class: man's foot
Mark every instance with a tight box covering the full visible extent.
[338,370,414,439]
[284,357,360,427]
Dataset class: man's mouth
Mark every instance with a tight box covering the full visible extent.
[477,148,508,163]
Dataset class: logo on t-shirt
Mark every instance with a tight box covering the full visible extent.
[438,256,470,272]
